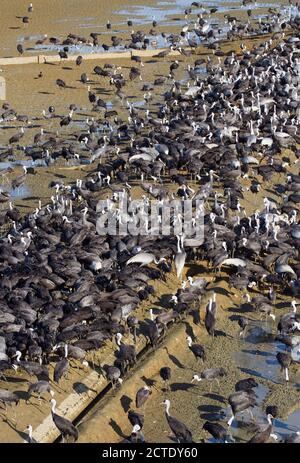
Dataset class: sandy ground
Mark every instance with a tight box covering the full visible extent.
[0,29,291,216]
[0,0,284,57]
[0,0,299,444]
[76,272,300,444]
[0,0,158,57]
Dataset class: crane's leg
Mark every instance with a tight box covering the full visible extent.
[285,368,289,382]
[227,414,235,426]
[248,408,254,421]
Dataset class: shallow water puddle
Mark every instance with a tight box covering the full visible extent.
[273,408,300,440]
[233,323,284,384]
[9,184,31,199]
[206,383,270,443]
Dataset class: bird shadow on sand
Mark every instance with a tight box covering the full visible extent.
[199,410,224,421]
[241,349,272,358]
[170,382,195,392]
[184,321,197,340]
[73,382,97,395]
[203,393,226,404]
[198,403,223,414]
[189,309,201,326]
[2,416,38,442]
[164,348,185,369]
[228,302,253,314]
[239,367,280,384]
[141,375,157,388]
[120,394,132,413]
[213,329,226,338]
[109,418,127,439]
[207,286,233,297]
[0,375,26,384]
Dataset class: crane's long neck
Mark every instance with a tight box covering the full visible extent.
[165,402,170,416]
[177,235,181,253]
[150,309,154,322]
[51,400,56,414]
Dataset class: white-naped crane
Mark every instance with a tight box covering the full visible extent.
[175,234,186,281]
[191,367,227,392]
[50,398,78,442]
[162,399,193,443]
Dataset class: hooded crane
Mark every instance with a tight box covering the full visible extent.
[228,390,257,426]
[115,333,136,373]
[128,410,144,429]
[160,366,171,391]
[130,424,145,443]
[186,336,206,365]
[205,293,217,337]
[162,399,193,443]
[54,344,69,384]
[235,378,258,392]
[50,398,78,442]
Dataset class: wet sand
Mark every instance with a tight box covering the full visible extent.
[0,0,285,57]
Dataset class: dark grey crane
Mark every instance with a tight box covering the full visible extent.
[228,390,257,426]
[192,368,227,391]
[128,409,144,429]
[50,398,78,442]
[162,399,193,443]
[54,344,69,384]
[136,386,151,409]
[27,381,54,402]
[203,421,229,443]
[186,336,206,364]
[160,366,171,391]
